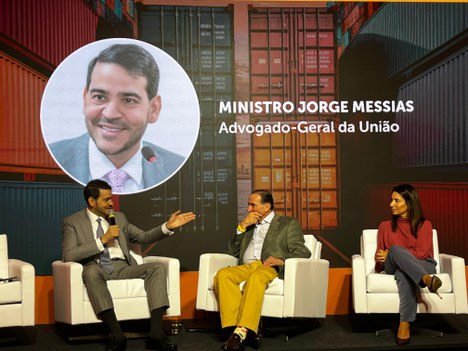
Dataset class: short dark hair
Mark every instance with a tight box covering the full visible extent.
[84,179,111,206]
[252,189,275,210]
[391,183,425,237]
[86,44,160,100]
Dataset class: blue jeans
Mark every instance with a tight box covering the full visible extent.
[383,245,437,322]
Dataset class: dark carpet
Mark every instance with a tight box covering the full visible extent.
[1,314,467,351]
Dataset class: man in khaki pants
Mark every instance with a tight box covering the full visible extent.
[214,190,311,350]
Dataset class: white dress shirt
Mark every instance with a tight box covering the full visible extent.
[87,208,174,261]
[88,139,144,192]
[87,209,125,260]
[241,211,275,264]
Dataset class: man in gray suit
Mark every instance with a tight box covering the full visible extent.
[50,43,185,194]
[62,179,195,351]
[214,190,311,351]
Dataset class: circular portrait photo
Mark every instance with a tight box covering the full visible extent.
[41,38,200,195]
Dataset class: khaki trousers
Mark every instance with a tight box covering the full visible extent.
[213,260,278,333]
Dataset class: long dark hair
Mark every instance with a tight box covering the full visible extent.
[391,184,425,237]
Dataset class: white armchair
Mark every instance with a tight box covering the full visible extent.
[53,244,180,325]
[196,235,329,320]
[352,229,468,315]
[0,234,35,328]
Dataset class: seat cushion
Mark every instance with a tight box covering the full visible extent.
[84,278,147,301]
[367,272,452,293]
[264,278,284,296]
[0,281,21,304]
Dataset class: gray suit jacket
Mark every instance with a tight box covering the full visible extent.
[50,133,185,189]
[62,209,169,266]
[226,214,311,279]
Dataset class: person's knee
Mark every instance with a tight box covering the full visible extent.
[144,262,167,280]
[214,267,228,285]
[388,245,408,260]
[147,262,167,278]
[82,265,105,284]
[246,269,270,287]
[218,266,235,279]
[214,267,237,289]
[389,245,404,253]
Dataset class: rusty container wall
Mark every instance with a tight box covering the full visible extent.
[249,8,338,231]
[249,8,336,120]
[364,183,468,262]
[0,0,98,67]
[124,5,237,271]
[0,53,57,171]
[395,48,468,168]
[252,123,338,231]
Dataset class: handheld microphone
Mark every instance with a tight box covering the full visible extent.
[107,209,116,226]
[142,146,157,163]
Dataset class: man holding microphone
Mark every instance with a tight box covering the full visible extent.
[61,179,195,351]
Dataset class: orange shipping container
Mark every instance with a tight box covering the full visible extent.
[0,0,98,67]
[249,7,339,231]
[302,209,337,229]
[0,53,57,171]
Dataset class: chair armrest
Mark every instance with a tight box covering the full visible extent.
[283,257,329,318]
[143,256,181,316]
[196,253,238,310]
[351,254,368,313]
[143,255,180,273]
[8,259,35,325]
[52,260,85,324]
[439,253,468,313]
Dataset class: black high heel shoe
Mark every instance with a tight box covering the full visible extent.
[427,275,442,299]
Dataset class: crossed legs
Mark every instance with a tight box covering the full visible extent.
[384,245,437,343]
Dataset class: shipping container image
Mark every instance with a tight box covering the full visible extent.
[1,1,468,332]
[249,8,339,233]
[337,2,468,265]
[0,52,55,171]
[0,0,99,68]
[1,0,468,273]
[127,5,238,270]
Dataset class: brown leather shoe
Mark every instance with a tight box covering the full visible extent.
[396,322,410,345]
[221,333,245,351]
[245,329,261,349]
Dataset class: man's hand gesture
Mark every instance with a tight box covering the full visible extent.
[166,210,196,230]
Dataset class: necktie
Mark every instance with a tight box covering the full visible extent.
[96,218,114,274]
[105,169,130,193]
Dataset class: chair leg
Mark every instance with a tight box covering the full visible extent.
[412,327,443,337]
[375,328,392,337]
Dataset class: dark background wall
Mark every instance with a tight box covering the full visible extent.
[1,1,467,277]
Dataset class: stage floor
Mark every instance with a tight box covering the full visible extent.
[1,314,468,350]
